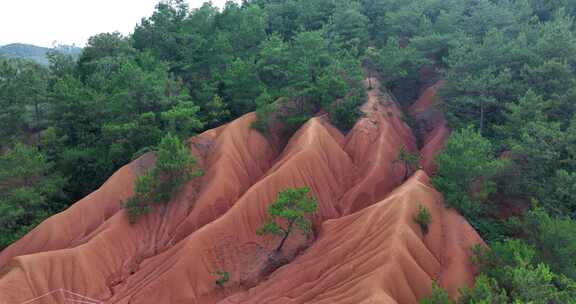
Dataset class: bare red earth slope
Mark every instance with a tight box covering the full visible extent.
[0,77,483,304]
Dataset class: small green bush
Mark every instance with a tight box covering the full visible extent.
[393,145,422,182]
[414,204,432,234]
[123,134,201,223]
[257,187,318,253]
[212,270,229,288]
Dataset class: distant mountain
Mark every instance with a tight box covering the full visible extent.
[0,43,81,66]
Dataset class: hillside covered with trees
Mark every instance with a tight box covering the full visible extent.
[0,43,81,65]
[1,0,576,302]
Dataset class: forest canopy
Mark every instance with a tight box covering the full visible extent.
[2,0,576,302]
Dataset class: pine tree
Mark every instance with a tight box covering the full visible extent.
[257,187,317,253]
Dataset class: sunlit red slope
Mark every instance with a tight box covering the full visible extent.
[0,78,482,304]
[220,171,482,304]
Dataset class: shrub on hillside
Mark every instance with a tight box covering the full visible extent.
[414,204,432,234]
[124,134,201,223]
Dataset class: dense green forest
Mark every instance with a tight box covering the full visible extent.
[1,0,576,302]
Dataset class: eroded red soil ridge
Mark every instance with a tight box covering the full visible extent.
[0,78,482,304]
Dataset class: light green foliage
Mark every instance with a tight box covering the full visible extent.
[420,282,452,304]
[124,134,200,223]
[509,263,558,303]
[459,274,508,304]
[204,95,231,128]
[465,237,576,303]
[257,187,318,253]
[414,204,432,234]
[0,143,65,249]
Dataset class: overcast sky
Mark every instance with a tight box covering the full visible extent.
[0,0,230,48]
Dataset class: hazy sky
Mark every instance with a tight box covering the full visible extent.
[0,0,229,48]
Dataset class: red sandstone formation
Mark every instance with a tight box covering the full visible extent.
[0,79,482,304]
[219,171,483,304]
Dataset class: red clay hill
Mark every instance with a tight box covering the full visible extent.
[0,76,483,304]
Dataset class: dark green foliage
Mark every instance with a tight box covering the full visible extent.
[124,134,200,223]
[493,90,576,216]
[250,92,276,136]
[523,208,576,280]
[0,143,65,249]
[328,97,362,132]
[328,3,369,54]
[432,127,507,219]
[414,204,431,234]
[431,127,518,242]
[441,9,576,135]
[222,58,264,116]
[44,35,204,199]
[257,187,317,253]
[0,58,49,142]
[366,39,430,104]
[393,145,422,182]
[251,31,366,136]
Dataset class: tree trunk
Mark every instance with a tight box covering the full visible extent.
[479,102,485,135]
[403,161,410,182]
[275,219,295,253]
